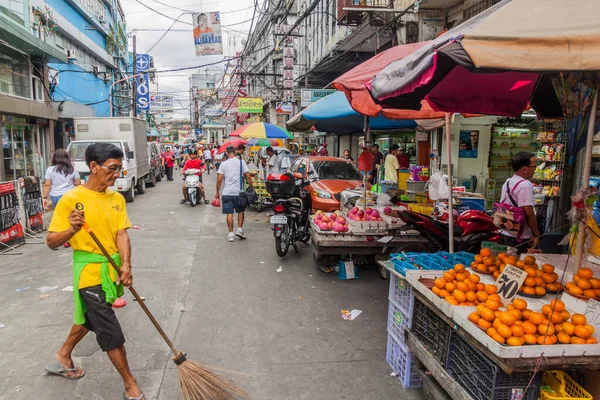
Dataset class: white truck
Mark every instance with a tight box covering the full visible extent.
[67,117,150,202]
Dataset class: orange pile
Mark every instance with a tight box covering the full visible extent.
[432,264,499,307]
[565,267,600,299]
[468,298,597,346]
[515,256,560,296]
[470,247,504,275]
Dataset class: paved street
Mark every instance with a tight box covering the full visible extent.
[0,171,424,400]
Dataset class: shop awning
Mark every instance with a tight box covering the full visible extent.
[286,91,417,134]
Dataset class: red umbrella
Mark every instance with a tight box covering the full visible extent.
[218,139,247,153]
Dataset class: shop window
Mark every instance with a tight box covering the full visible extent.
[0,44,31,99]
[0,0,25,25]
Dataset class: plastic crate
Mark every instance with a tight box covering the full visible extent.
[386,332,422,389]
[539,370,592,400]
[391,258,422,276]
[387,299,412,346]
[446,332,541,400]
[411,298,451,365]
[388,273,414,319]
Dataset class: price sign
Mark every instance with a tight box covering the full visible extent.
[585,298,600,339]
[495,264,527,305]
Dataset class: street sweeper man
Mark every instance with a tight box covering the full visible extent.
[45,142,145,400]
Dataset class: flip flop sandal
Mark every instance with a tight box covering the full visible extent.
[45,362,86,379]
[180,199,187,204]
[124,393,145,400]
[204,199,209,204]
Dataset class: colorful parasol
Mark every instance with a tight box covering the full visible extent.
[217,139,247,153]
[246,138,278,146]
[229,123,293,139]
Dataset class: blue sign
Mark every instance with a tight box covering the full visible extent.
[136,73,150,111]
[195,128,202,135]
[135,54,150,72]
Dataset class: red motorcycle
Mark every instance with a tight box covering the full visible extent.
[393,209,500,254]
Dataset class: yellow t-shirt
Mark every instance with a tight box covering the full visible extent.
[384,154,400,182]
[48,186,131,288]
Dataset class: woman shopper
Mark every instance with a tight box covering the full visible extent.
[42,149,81,248]
[342,149,354,162]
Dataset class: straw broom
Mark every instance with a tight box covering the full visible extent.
[81,221,248,400]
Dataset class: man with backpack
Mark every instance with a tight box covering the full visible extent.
[499,152,541,252]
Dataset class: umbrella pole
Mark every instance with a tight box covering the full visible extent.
[445,113,454,253]
[363,116,370,212]
[574,83,599,272]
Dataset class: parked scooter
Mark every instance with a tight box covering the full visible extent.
[183,169,203,207]
[394,209,499,254]
[266,172,312,257]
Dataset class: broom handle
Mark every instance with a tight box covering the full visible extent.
[82,222,180,356]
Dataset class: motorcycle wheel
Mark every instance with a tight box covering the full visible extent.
[391,242,433,254]
[189,190,197,207]
[275,225,290,257]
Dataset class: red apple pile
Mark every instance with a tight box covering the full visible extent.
[313,211,349,232]
[347,207,383,221]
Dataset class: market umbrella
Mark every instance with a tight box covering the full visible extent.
[246,138,278,146]
[368,0,600,118]
[229,123,293,139]
[286,91,417,133]
[217,139,248,153]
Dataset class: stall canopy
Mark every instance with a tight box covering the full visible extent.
[286,91,417,133]
[368,0,600,118]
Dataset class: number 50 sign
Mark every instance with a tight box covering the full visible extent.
[495,264,528,305]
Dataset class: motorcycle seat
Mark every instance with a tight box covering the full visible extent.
[433,220,465,236]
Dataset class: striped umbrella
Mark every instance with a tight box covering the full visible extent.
[229,123,293,139]
[246,138,278,146]
[217,139,247,153]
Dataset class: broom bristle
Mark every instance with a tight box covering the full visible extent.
[177,359,248,400]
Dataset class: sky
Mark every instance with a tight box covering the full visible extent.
[120,0,256,120]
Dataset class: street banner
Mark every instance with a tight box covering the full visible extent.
[193,12,223,56]
[150,95,174,112]
[238,97,263,113]
[22,177,44,232]
[276,102,293,114]
[0,181,25,248]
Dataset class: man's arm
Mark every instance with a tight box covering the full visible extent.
[47,210,84,248]
[116,228,132,287]
[216,173,223,198]
[244,171,253,188]
[523,205,540,249]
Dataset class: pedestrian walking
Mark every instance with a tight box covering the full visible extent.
[215,146,253,242]
[499,152,541,253]
[163,146,175,181]
[45,143,144,400]
[236,144,247,162]
[370,144,384,184]
[43,149,81,210]
[203,146,213,174]
[173,145,182,170]
[318,143,329,156]
[266,146,280,175]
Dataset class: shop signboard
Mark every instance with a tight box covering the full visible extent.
[301,89,336,107]
[238,97,263,113]
[415,131,428,141]
[193,12,223,56]
[459,129,479,158]
[135,73,150,111]
[204,108,222,117]
[0,182,25,248]
[23,178,44,232]
[150,95,174,113]
[495,264,527,305]
[276,102,293,114]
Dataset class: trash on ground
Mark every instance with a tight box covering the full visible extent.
[298,296,302,299]
[37,286,59,293]
[276,266,282,272]
[312,286,316,289]
[133,296,146,301]
[0,323,5,328]
[309,275,313,277]
[260,261,265,264]
[341,309,362,321]
[390,372,399,377]
[180,307,186,312]
[170,211,175,214]
[132,226,141,230]
[112,298,127,308]
[15,287,30,292]
[39,294,50,300]
[62,286,73,292]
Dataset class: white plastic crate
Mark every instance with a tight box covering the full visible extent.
[387,299,412,348]
[386,331,423,389]
[388,273,414,319]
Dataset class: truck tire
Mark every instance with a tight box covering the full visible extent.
[137,178,146,194]
[124,185,135,202]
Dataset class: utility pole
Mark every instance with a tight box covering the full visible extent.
[132,34,137,117]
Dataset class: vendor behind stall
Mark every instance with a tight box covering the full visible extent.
[384,144,400,183]
[396,147,410,169]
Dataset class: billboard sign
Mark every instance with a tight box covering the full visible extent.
[204,108,222,117]
[149,95,173,112]
[276,102,293,114]
[301,89,336,107]
[136,73,150,111]
[238,97,263,113]
[135,54,151,72]
[193,12,223,56]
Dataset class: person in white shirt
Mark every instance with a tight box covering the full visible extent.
[500,152,541,252]
[43,149,81,209]
[203,147,213,173]
[266,146,280,175]
[216,146,254,242]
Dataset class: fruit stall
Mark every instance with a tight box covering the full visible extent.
[380,248,599,400]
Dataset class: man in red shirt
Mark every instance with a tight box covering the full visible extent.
[181,149,208,204]
[396,147,410,169]
[162,146,175,181]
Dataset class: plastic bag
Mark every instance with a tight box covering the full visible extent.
[427,171,449,200]
[376,193,391,206]
[211,197,221,207]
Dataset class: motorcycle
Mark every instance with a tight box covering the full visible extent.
[183,169,203,207]
[266,172,312,257]
[394,209,500,254]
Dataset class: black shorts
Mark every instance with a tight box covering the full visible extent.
[80,284,125,352]
[222,195,245,214]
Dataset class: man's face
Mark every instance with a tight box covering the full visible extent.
[372,146,378,153]
[91,157,122,187]
[470,131,479,145]
[524,157,537,179]
[190,153,198,159]
[398,149,405,157]
[267,150,273,156]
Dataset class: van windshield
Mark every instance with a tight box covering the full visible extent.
[68,142,122,161]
